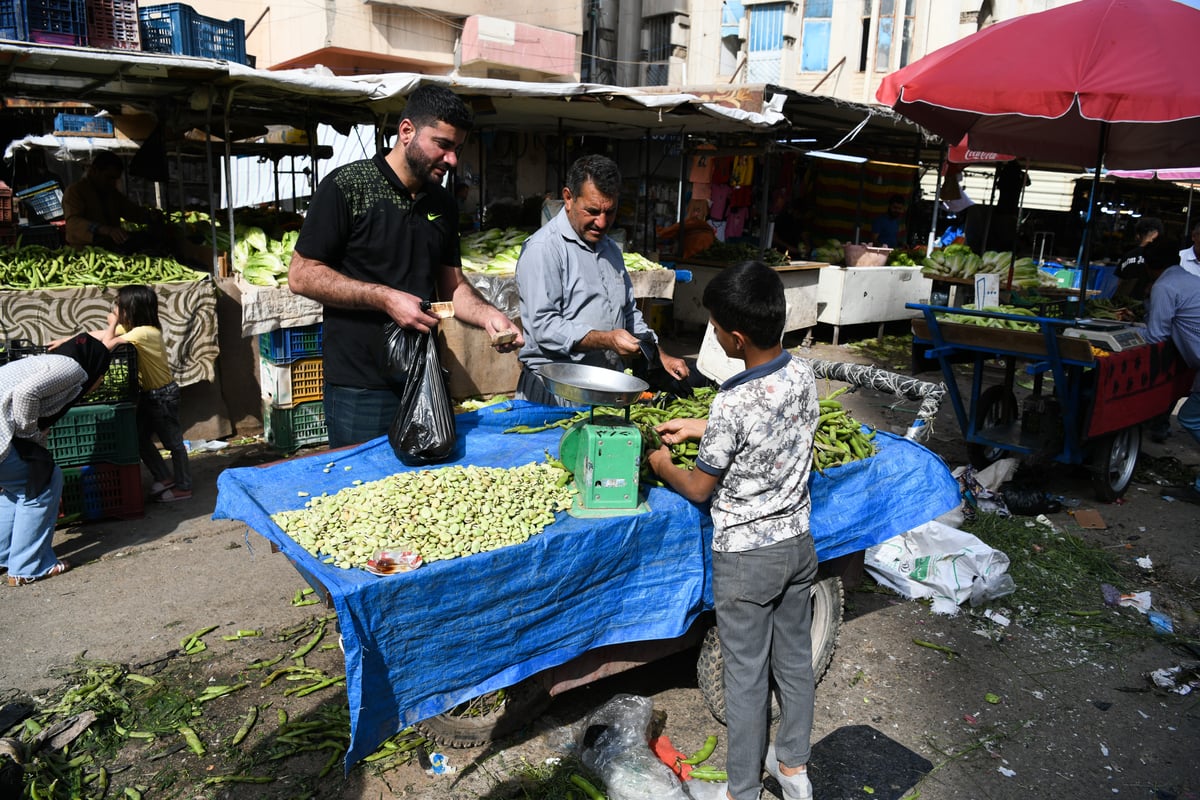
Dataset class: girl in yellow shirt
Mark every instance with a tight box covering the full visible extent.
[104,286,191,502]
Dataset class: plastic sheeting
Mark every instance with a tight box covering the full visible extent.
[213,400,958,767]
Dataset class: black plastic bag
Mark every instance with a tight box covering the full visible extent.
[631,333,695,398]
[383,323,457,466]
[999,482,1063,516]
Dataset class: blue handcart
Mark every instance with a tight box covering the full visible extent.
[909,303,1195,500]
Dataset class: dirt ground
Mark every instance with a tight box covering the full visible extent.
[2,321,1198,800]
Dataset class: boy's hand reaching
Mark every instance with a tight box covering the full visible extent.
[655,417,706,444]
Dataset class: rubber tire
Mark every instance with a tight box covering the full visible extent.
[1089,426,1141,502]
[415,676,553,748]
[696,575,844,726]
[967,386,1019,470]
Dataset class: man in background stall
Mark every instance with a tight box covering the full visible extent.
[62,152,167,254]
[870,194,908,248]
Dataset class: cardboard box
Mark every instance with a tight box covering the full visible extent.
[438,317,521,401]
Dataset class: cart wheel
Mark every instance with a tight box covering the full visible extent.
[414,676,552,748]
[696,575,843,726]
[967,386,1019,470]
[1089,426,1141,501]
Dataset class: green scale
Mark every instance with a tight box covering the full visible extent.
[539,363,652,518]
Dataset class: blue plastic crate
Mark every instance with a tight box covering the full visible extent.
[14,181,63,221]
[54,112,115,137]
[0,0,19,39]
[259,323,324,364]
[138,3,247,64]
[1,0,88,44]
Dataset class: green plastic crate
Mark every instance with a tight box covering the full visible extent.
[46,402,139,467]
[263,399,327,452]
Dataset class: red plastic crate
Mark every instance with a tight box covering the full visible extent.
[85,0,139,49]
[59,462,145,525]
[0,180,12,225]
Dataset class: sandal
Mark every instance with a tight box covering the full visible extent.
[150,480,175,499]
[8,559,72,587]
[157,487,192,503]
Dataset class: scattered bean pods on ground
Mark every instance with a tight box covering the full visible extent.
[271,462,576,569]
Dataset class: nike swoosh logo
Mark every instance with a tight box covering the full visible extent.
[427,213,441,222]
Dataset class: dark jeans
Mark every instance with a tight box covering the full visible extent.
[138,382,190,491]
[324,384,402,449]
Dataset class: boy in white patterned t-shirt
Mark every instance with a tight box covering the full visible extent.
[648,260,820,800]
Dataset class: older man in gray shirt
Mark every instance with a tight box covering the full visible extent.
[515,155,689,405]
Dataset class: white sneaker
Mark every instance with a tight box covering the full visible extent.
[764,743,812,800]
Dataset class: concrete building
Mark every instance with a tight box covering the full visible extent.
[187,0,583,80]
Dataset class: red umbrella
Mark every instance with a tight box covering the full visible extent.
[877,0,1200,297]
[877,0,1200,170]
[946,136,1014,166]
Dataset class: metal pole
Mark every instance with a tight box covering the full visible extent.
[1075,122,1110,309]
[928,143,947,258]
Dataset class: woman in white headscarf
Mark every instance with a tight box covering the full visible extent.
[0,333,112,586]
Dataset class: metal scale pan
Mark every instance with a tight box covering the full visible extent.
[538,363,649,408]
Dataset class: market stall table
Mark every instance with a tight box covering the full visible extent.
[673,261,827,334]
[213,401,959,767]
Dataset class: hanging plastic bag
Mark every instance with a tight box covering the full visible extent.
[383,323,457,466]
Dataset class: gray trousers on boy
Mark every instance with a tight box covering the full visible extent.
[713,534,818,800]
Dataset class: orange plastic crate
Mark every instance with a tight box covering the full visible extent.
[260,356,324,407]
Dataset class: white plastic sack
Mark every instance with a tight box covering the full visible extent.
[864,520,1016,615]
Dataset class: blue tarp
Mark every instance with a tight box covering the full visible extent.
[213,401,958,766]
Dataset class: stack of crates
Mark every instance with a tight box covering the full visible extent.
[36,343,145,524]
[259,323,327,452]
[0,0,88,44]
